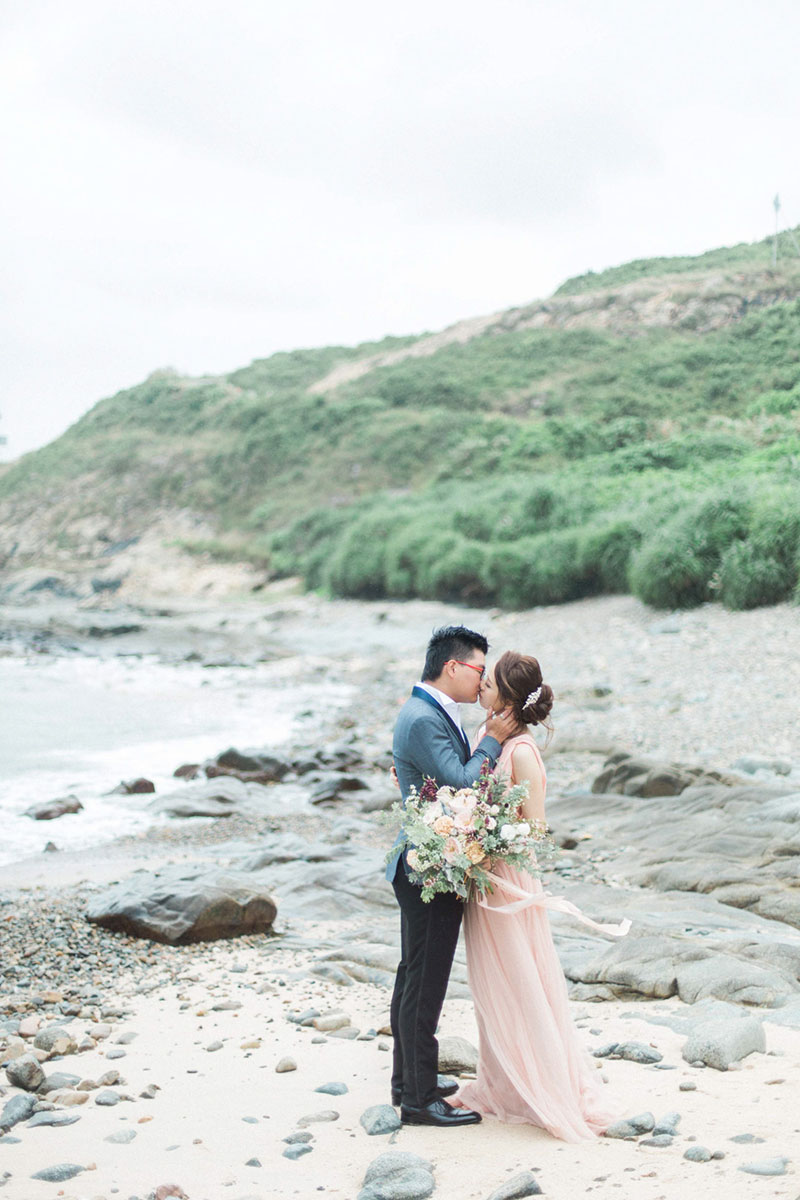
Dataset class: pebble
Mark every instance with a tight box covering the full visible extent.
[6,1053,45,1092]
[40,1071,81,1093]
[729,1133,765,1144]
[679,1081,697,1091]
[484,1171,542,1200]
[34,1026,78,1054]
[31,1164,85,1181]
[604,1113,655,1139]
[26,1111,81,1128]
[640,1134,674,1147]
[360,1150,435,1200]
[287,1009,320,1025]
[613,1041,663,1064]
[297,1109,340,1127]
[312,1013,351,1032]
[106,1047,127,1059]
[244,1157,261,1167]
[95,1090,121,1106]
[283,1144,313,1160]
[329,1026,360,1039]
[360,1105,402,1135]
[739,1158,789,1176]
[652,1112,681,1136]
[283,1131,313,1144]
[275,1056,297,1073]
[206,1041,223,1052]
[0,1094,37,1129]
[105,1129,138,1144]
[684,1146,712,1162]
[315,1082,348,1095]
[48,1089,89,1106]
[115,1030,139,1044]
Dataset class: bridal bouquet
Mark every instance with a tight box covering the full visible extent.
[385,764,555,902]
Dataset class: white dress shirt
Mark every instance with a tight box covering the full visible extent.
[415,681,464,737]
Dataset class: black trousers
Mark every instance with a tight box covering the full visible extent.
[390,858,464,1107]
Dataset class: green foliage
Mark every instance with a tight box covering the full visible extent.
[4,231,800,616]
[554,229,800,296]
[629,491,752,608]
[717,542,796,610]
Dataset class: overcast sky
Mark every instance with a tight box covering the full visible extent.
[3,0,800,461]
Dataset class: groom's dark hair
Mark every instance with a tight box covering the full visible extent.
[422,625,489,682]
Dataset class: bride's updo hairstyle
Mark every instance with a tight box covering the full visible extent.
[493,650,554,735]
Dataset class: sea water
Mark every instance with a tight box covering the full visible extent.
[0,651,350,866]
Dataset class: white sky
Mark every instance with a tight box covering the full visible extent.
[2,0,800,461]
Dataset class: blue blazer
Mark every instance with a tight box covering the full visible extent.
[386,686,502,882]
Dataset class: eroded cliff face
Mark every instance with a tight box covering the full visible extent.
[308,267,800,395]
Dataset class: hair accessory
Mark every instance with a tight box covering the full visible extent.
[524,687,542,709]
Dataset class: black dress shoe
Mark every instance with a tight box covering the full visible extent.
[391,1081,459,1107]
[401,1098,482,1126]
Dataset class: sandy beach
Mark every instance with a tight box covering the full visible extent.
[2,588,800,1199]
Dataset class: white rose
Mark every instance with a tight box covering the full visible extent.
[499,824,515,841]
[516,822,531,838]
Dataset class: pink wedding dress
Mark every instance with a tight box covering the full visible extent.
[454,733,624,1141]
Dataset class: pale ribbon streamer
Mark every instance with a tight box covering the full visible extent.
[476,869,632,938]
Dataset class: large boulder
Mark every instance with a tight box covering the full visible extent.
[85,865,277,943]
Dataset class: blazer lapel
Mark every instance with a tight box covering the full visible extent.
[411,686,471,760]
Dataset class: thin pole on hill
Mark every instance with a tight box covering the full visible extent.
[773,194,781,267]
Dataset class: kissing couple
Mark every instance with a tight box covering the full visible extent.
[387,624,626,1140]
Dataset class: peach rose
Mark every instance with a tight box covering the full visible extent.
[454,808,477,832]
[406,849,421,871]
[465,842,486,865]
[442,837,461,863]
[433,815,454,836]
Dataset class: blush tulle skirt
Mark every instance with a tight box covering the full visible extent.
[454,861,620,1141]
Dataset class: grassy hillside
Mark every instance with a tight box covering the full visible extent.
[2,231,800,611]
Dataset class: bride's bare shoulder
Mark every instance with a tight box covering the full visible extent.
[509,737,545,779]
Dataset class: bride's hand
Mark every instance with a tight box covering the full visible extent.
[485,707,516,743]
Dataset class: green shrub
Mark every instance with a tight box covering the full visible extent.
[629,529,712,608]
[718,541,796,609]
[629,490,751,608]
[422,537,492,604]
[577,520,642,592]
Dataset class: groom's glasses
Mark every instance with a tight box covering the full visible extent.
[452,660,486,679]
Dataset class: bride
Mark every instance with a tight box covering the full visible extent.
[451,650,624,1141]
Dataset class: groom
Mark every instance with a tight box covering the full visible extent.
[387,625,515,1127]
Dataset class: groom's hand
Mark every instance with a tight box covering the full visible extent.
[484,708,517,743]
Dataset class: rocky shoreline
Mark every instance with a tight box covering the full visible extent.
[1,588,799,1198]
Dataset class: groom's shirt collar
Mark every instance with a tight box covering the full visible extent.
[415,681,463,735]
